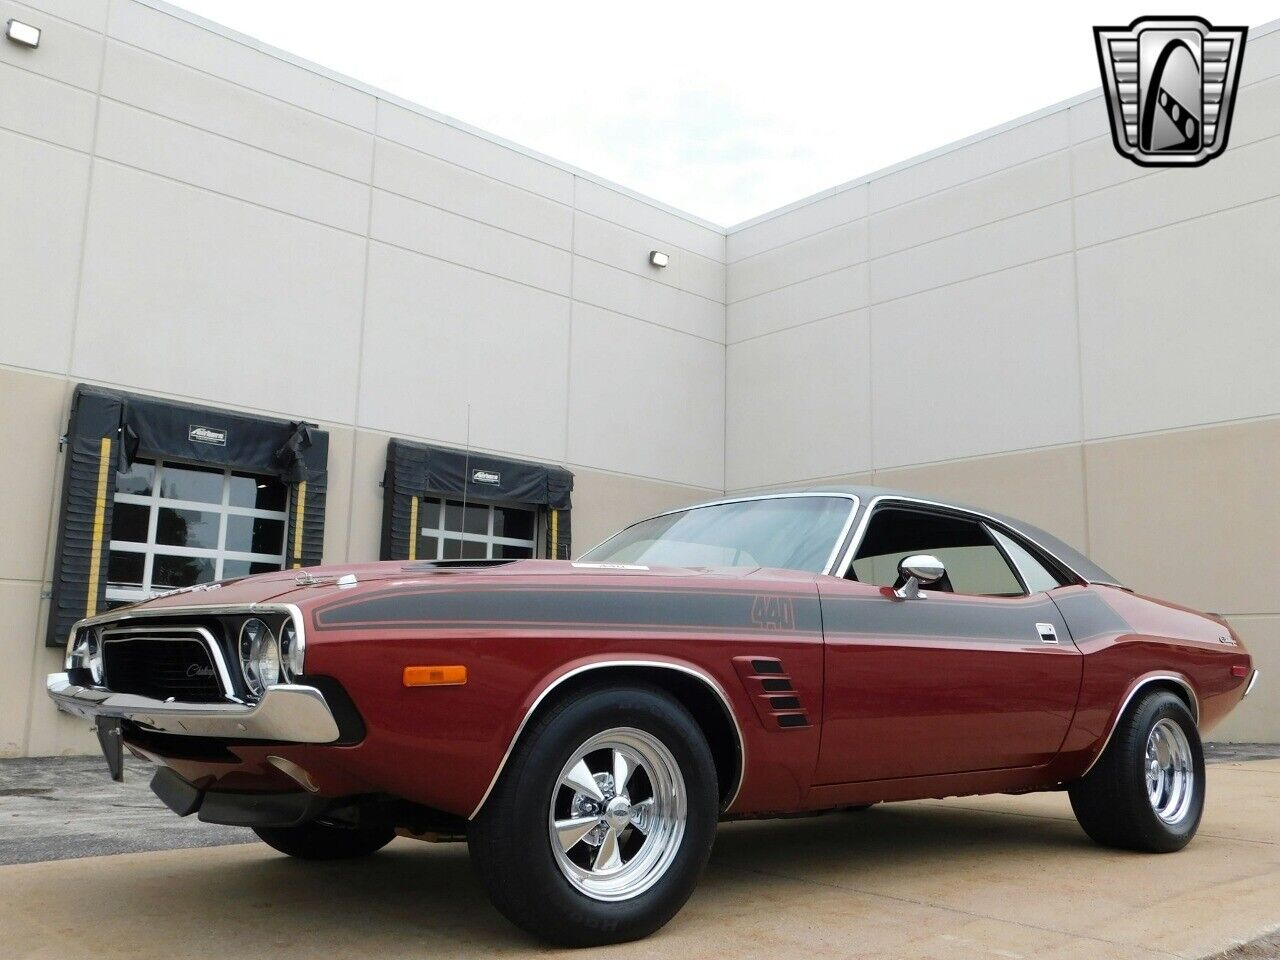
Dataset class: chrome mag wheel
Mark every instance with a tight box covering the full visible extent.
[548,727,687,902]
[1145,717,1195,824]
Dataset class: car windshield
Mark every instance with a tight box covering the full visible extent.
[580,496,855,573]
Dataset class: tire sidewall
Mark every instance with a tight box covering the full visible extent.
[481,685,718,944]
[1130,693,1205,847]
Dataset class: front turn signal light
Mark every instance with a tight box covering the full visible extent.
[403,665,467,687]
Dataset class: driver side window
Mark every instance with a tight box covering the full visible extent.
[849,506,1024,597]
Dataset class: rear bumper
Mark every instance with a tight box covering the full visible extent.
[1244,669,1260,699]
[46,672,341,743]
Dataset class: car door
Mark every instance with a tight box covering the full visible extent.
[814,501,1083,784]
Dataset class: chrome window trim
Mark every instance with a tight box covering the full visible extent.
[833,494,1093,586]
[1079,674,1200,778]
[580,492,860,576]
[100,625,237,701]
[468,660,746,821]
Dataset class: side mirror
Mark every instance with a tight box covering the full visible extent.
[894,554,945,600]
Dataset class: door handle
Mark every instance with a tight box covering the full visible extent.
[1036,622,1059,644]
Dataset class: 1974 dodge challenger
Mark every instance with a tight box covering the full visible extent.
[50,487,1259,946]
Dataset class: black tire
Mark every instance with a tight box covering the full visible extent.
[843,803,875,813]
[1068,689,1204,853]
[253,821,396,860]
[469,684,719,947]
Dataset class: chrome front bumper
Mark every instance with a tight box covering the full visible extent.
[46,672,341,743]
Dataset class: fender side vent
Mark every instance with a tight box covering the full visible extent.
[732,656,810,731]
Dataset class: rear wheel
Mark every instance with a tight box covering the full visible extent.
[1069,689,1204,853]
[469,685,718,946]
[253,821,395,860]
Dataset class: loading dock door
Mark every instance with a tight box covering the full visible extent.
[47,385,329,645]
[380,439,573,563]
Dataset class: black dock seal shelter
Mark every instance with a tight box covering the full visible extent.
[47,384,329,646]
[381,438,574,562]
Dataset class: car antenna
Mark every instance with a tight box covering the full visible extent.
[459,401,471,557]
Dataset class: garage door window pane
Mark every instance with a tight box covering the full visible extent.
[106,551,144,591]
[116,460,155,496]
[493,506,535,540]
[422,500,441,530]
[223,559,281,579]
[158,463,224,504]
[445,500,488,536]
[495,544,534,559]
[156,508,220,549]
[226,516,285,555]
[112,501,150,544]
[153,554,215,588]
[229,472,288,511]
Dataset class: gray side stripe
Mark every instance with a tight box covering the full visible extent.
[315,587,823,634]
[1051,591,1131,643]
[822,594,1063,642]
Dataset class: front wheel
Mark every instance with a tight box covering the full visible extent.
[469,685,718,946]
[1069,689,1204,853]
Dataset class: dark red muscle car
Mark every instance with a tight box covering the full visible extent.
[50,487,1259,946]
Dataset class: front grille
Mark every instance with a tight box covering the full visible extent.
[102,635,226,703]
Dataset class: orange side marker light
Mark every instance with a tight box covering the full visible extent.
[403,665,468,687]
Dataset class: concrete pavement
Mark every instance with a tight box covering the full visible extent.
[0,757,243,864]
[2,756,1278,959]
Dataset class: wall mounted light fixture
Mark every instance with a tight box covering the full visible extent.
[6,19,41,47]
[649,250,669,268]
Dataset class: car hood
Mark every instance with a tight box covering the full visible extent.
[114,558,822,616]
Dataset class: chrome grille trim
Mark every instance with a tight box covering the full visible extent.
[100,625,237,701]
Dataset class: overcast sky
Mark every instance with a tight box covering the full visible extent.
[170,1,1276,226]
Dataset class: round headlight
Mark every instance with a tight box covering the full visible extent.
[65,630,87,671]
[279,619,304,681]
[86,633,104,685]
[239,618,280,696]
[67,629,104,684]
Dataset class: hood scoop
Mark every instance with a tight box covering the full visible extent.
[400,559,518,573]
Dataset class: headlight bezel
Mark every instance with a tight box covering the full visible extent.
[238,617,281,697]
[279,617,305,682]
[65,627,104,684]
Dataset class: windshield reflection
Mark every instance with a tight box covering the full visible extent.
[581,496,856,574]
